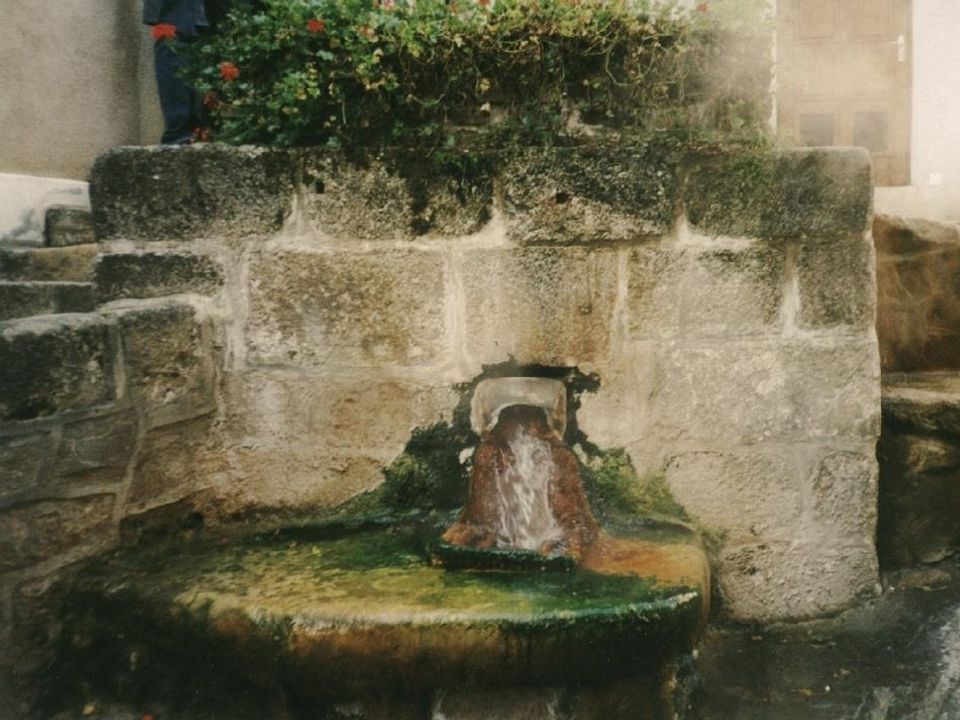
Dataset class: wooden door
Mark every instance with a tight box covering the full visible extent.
[777,0,912,186]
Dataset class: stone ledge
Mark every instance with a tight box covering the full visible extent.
[0,314,117,422]
[683,148,872,239]
[89,145,297,242]
[501,146,676,244]
[94,250,224,302]
[101,298,218,428]
[0,245,97,282]
[0,281,95,322]
[882,372,960,434]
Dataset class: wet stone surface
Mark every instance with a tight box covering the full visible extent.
[42,521,706,718]
[690,558,960,720]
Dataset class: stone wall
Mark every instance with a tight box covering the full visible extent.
[80,144,881,623]
[0,144,880,697]
[0,297,221,710]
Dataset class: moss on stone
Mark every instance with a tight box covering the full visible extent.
[581,448,690,525]
[683,148,872,239]
[381,422,468,512]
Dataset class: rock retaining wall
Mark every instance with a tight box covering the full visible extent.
[0,145,880,650]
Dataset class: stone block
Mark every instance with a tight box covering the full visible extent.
[874,215,960,372]
[461,246,619,366]
[89,145,297,241]
[300,149,493,240]
[0,433,53,506]
[224,371,458,454]
[878,431,960,567]
[648,339,879,444]
[94,251,224,302]
[246,246,448,368]
[106,299,216,427]
[128,415,226,509]
[44,206,95,247]
[0,314,116,422]
[806,448,877,542]
[683,148,872,239]
[796,238,875,331]
[56,410,139,486]
[500,146,676,244]
[663,448,802,541]
[626,245,784,340]
[224,446,385,511]
[0,494,116,571]
[717,539,878,622]
[882,372,960,435]
[0,281,95,321]
[0,245,97,282]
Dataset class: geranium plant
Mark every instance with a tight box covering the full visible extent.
[181,0,769,150]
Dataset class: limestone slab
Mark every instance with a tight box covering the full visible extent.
[56,410,138,486]
[796,238,875,332]
[874,215,960,372]
[500,146,676,244]
[0,245,97,282]
[626,245,784,340]
[717,539,878,622]
[0,494,116,571]
[878,431,960,567]
[128,415,225,509]
[683,148,872,239]
[461,246,619,366]
[106,300,217,427]
[663,448,802,542]
[300,149,493,240]
[806,448,878,543]
[882,371,960,434]
[44,206,95,247]
[0,433,53,507]
[94,251,224,302]
[89,145,297,241]
[647,339,879,444]
[0,314,116,422]
[0,281,95,322]
[246,246,448,368]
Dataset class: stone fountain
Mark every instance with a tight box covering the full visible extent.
[47,376,709,719]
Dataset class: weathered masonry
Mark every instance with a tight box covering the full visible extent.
[1,144,878,641]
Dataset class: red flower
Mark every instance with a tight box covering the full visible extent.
[151,23,177,41]
[477,0,491,7]
[202,91,220,109]
[219,61,240,82]
[696,2,708,11]
[306,18,326,33]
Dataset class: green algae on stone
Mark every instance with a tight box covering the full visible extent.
[581,448,690,526]
[683,148,872,239]
[381,422,469,512]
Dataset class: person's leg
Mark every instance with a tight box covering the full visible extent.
[154,39,197,144]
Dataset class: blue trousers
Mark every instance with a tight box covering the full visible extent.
[154,38,199,144]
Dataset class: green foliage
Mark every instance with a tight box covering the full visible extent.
[180,0,770,150]
[580,448,689,523]
[381,422,469,511]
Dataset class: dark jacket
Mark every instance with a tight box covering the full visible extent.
[143,0,233,34]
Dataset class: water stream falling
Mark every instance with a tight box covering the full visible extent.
[493,423,565,551]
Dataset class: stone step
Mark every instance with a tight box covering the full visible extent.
[44,205,95,247]
[879,371,960,567]
[0,244,98,282]
[0,281,95,322]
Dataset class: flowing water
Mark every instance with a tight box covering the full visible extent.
[493,423,565,551]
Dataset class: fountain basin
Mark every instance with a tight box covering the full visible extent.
[52,519,708,711]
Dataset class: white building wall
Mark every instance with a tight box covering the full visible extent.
[875,0,960,221]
